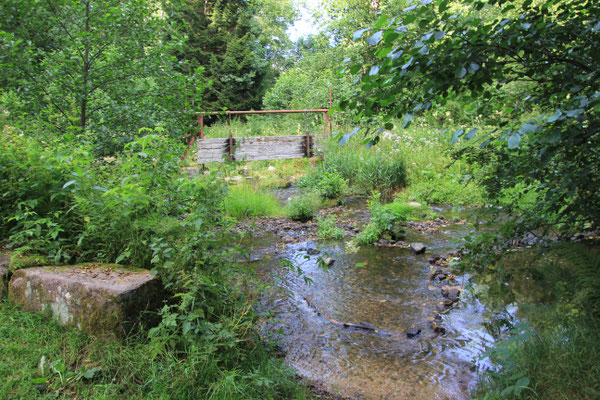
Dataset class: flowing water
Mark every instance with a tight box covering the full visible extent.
[241,204,497,399]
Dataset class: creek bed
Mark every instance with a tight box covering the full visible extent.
[239,204,497,399]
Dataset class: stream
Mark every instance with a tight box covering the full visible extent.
[237,199,499,399]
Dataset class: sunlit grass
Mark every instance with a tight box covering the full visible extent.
[223,185,283,219]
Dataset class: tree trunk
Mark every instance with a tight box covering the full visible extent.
[80,0,90,132]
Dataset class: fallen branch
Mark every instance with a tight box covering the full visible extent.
[303,296,391,336]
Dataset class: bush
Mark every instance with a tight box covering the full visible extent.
[316,215,345,239]
[298,169,347,200]
[355,193,407,244]
[285,193,320,222]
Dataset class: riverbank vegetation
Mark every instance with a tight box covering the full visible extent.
[1,0,599,399]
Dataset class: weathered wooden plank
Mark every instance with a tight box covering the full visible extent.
[197,135,321,163]
[197,138,229,163]
[236,136,308,161]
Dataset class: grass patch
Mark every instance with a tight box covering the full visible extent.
[223,185,283,219]
[285,193,321,222]
[0,301,309,400]
[318,138,407,197]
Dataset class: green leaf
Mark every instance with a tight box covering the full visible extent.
[547,109,562,122]
[31,378,48,384]
[353,28,370,41]
[339,127,360,145]
[451,129,464,144]
[566,108,584,117]
[518,124,537,135]
[468,62,480,73]
[63,180,78,189]
[507,133,521,149]
[367,31,384,45]
[369,65,380,75]
[456,66,467,78]
[464,128,477,140]
[82,367,101,379]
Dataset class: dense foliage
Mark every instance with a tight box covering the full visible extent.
[341,0,600,233]
[0,0,202,154]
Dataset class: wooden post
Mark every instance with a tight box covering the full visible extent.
[228,112,234,161]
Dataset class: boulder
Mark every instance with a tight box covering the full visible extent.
[323,257,335,267]
[8,264,163,337]
[306,248,320,256]
[410,242,427,255]
[441,285,462,302]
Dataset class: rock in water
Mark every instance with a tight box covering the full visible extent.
[410,242,427,255]
[8,264,164,337]
[407,202,422,208]
[323,257,335,267]
[406,327,422,338]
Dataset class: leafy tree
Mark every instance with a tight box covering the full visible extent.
[165,0,296,111]
[0,0,202,154]
[341,0,600,232]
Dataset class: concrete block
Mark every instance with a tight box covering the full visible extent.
[8,264,163,336]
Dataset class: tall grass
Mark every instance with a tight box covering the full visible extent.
[223,185,282,219]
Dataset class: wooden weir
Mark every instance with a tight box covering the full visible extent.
[183,109,331,163]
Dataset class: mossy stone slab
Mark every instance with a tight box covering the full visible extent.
[8,264,163,337]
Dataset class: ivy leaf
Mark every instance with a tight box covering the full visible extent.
[353,28,370,41]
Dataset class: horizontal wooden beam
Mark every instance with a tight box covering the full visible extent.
[195,109,331,115]
[197,135,320,163]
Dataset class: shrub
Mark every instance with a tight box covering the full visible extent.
[285,193,320,222]
[298,169,347,200]
[316,215,345,239]
[355,193,407,244]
